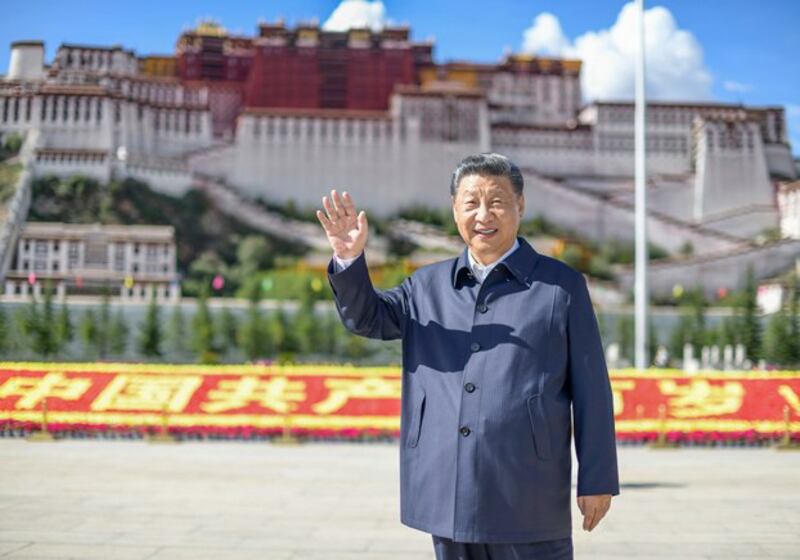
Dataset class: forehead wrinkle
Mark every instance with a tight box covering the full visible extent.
[457,176,515,198]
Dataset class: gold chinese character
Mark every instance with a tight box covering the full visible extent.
[311,377,402,415]
[0,372,93,409]
[778,384,799,415]
[610,379,636,417]
[658,379,744,418]
[91,375,202,413]
[201,375,306,413]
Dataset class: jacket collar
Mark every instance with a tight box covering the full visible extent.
[451,235,540,288]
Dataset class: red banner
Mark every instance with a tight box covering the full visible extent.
[1,363,798,442]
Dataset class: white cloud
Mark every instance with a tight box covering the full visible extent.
[521,13,570,56]
[723,81,754,93]
[521,2,713,102]
[323,0,388,32]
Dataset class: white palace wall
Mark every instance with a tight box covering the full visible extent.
[227,113,485,216]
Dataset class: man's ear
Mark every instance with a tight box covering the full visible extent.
[518,194,525,218]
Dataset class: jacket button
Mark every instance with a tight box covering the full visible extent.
[477,303,488,313]
[460,426,471,437]
[464,382,476,393]
[469,342,481,352]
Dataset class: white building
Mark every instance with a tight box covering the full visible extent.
[0,32,796,253]
[5,221,179,301]
[777,180,800,239]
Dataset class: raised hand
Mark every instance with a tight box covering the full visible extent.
[316,189,368,260]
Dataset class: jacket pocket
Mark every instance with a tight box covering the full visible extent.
[406,388,426,448]
[527,394,553,460]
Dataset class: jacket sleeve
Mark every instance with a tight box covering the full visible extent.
[566,272,620,497]
[327,250,412,341]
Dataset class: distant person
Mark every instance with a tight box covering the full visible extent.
[316,153,619,559]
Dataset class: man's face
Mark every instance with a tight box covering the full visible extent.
[451,174,524,265]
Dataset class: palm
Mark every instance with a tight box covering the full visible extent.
[316,189,368,259]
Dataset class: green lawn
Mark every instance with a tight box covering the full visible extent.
[0,161,22,204]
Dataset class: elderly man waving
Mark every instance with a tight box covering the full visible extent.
[317,153,619,560]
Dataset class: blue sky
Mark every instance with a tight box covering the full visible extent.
[2,0,798,155]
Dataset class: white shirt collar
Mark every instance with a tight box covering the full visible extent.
[467,238,520,283]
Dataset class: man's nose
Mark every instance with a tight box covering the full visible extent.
[475,203,491,221]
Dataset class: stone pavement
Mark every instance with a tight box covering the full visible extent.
[0,439,798,559]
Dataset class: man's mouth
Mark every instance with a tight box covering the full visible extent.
[475,227,498,239]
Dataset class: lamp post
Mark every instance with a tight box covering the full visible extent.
[634,0,649,370]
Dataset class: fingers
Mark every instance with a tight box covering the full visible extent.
[580,498,610,531]
[322,194,337,222]
[583,505,597,531]
[590,504,608,531]
[331,189,347,219]
[316,209,333,232]
[342,191,356,217]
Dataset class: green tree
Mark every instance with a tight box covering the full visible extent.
[236,235,274,275]
[79,309,99,358]
[739,266,762,362]
[97,286,112,358]
[687,289,709,349]
[19,297,37,342]
[763,308,793,366]
[342,332,371,360]
[560,245,583,271]
[29,282,58,357]
[188,251,227,286]
[647,317,659,365]
[319,312,341,357]
[53,302,74,355]
[191,287,217,363]
[763,272,800,367]
[2,132,23,154]
[217,307,238,355]
[669,314,693,361]
[138,293,162,357]
[275,306,300,355]
[716,315,740,349]
[166,303,188,356]
[0,304,8,354]
[11,307,30,355]
[668,288,710,361]
[237,282,270,360]
[293,279,324,355]
[615,314,634,365]
[238,303,270,361]
[787,272,800,366]
[109,308,128,356]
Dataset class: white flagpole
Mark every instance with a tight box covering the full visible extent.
[634,0,649,370]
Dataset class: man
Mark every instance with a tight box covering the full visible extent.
[316,153,619,560]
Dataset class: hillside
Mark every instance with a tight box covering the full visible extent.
[27,175,308,295]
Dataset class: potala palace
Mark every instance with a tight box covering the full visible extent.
[0,19,798,299]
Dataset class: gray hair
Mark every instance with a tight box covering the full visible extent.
[449,152,524,197]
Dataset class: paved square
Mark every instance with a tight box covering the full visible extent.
[0,439,797,559]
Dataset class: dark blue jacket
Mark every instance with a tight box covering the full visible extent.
[327,235,620,543]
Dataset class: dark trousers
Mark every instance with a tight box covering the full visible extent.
[432,535,573,560]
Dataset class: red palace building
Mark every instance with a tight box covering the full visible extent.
[169,20,435,137]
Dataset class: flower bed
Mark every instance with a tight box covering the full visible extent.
[1,363,798,445]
